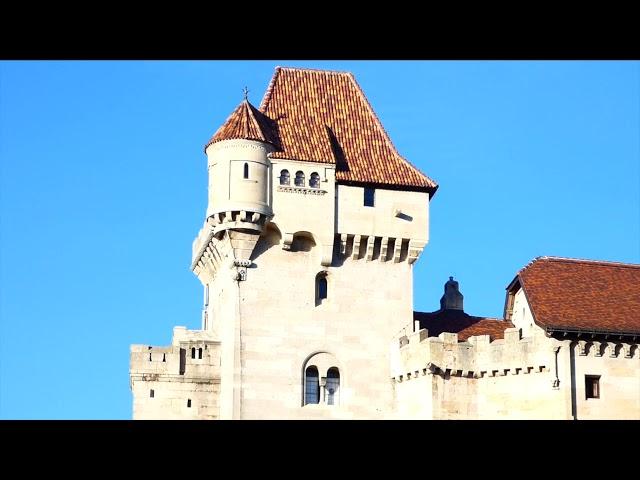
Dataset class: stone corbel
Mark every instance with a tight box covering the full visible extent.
[392,238,403,263]
[622,344,632,358]
[365,236,375,261]
[379,237,389,262]
[339,234,348,255]
[282,233,294,251]
[608,342,619,358]
[352,235,362,260]
[593,342,603,357]
[407,239,426,265]
[232,259,251,281]
[577,340,587,356]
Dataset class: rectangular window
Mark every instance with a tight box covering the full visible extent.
[585,375,600,399]
[187,399,192,408]
[364,187,375,207]
[150,389,155,398]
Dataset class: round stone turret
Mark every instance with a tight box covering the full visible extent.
[204,99,279,234]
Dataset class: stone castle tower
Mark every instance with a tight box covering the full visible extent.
[129,67,438,419]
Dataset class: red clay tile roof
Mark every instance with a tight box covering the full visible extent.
[515,256,640,335]
[414,310,514,342]
[206,99,279,148]
[205,67,438,195]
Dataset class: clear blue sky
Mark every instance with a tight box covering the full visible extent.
[1,61,638,419]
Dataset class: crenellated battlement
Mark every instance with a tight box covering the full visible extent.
[130,327,221,383]
[390,326,639,385]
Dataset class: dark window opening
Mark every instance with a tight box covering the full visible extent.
[304,366,320,405]
[187,399,192,408]
[150,389,155,398]
[316,273,327,305]
[295,171,305,187]
[191,347,195,359]
[149,352,152,361]
[162,353,166,362]
[585,375,600,399]
[198,348,203,359]
[309,172,320,188]
[243,162,249,179]
[326,367,340,406]
[364,187,375,207]
[280,169,290,185]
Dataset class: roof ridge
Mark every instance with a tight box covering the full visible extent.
[346,73,438,189]
[523,255,640,271]
[245,100,264,139]
[278,66,353,76]
[259,66,281,112]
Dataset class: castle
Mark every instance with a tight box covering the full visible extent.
[129,67,640,419]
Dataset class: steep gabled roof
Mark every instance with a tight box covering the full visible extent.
[414,310,514,342]
[206,99,279,149]
[513,256,640,335]
[259,67,437,194]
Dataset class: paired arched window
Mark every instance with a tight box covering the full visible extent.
[295,171,305,187]
[304,366,320,405]
[303,358,341,407]
[280,169,290,185]
[191,347,196,359]
[198,348,203,359]
[243,162,249,179]
[309,172,320,188]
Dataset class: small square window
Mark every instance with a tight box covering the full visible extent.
[585,375,600,399]
[364,187,375,207]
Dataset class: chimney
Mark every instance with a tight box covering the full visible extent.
[440,276,464,311]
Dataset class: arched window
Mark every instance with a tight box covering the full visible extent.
[280,169,290,185]
[309,172,320,188]
[243,162,249,179]
[326,367,340,405]
[198,348,203,359]
[304,366,320,405]
[295,171,305,187]
[191,347,196,359]
[316,272,327,305]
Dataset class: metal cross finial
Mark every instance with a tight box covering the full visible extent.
[242,86,249,100]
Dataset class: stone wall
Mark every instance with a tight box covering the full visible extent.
[391,324,640,419]
[130,327,221,419]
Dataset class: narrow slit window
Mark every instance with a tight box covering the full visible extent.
[243,162,249,179]
[162,353,166,362]
[150,389,155,398]
[191,347,196,359]
[198,348,203,359]
[316,273,327,305]
[187,399,192,408]
[585,375,600,399]
[364,187,375,207]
